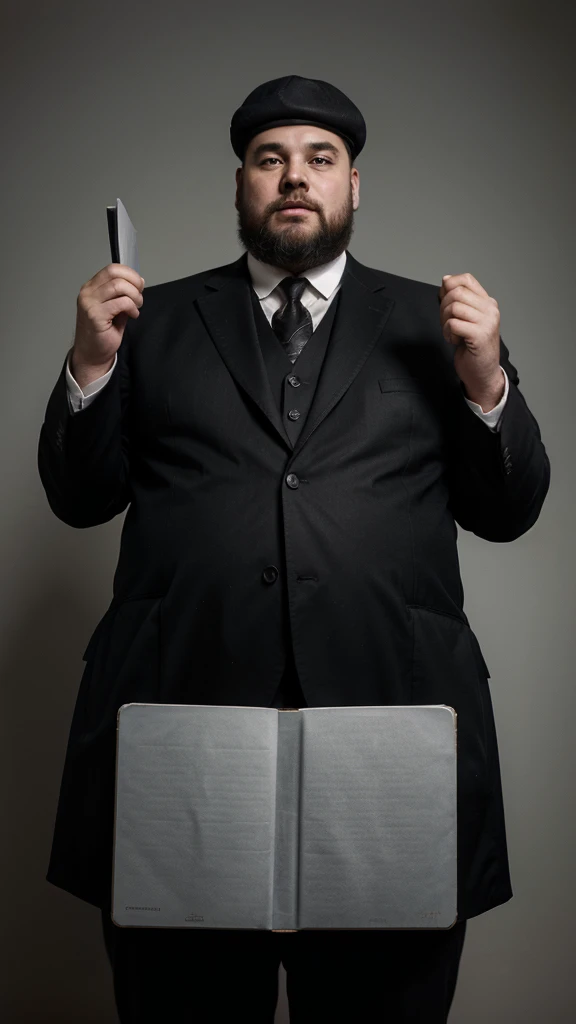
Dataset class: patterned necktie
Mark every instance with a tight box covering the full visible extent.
[272,277,313,363]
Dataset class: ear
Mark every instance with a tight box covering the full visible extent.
[235,166,243,211]
[351,167,360,211]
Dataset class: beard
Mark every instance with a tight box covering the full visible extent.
[237,188,354,273]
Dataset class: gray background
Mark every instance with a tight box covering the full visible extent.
[1,0,574,1020]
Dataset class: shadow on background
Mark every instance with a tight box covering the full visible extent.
[1,509,120,1022]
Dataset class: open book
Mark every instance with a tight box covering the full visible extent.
[112,704,457,930]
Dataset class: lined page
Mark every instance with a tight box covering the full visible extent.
[113,704,278,929]
[298,706,457,929]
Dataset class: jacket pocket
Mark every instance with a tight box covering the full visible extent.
[80,596,163,736]
[408,604,490,805]
[467,627,491,679]
[379,377,425,393]
[82,600,117,661]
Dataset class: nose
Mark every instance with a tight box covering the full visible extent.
[280,160,309,193]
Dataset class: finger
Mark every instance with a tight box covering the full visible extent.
[91,277,144,308]
[442,317,481,344]
[87,295,141,326]
[440,299,484,325]
[441,273,489,299]
[85,264,145,292]
[440,286,490,316]
[106,296,141,321]
[107,263,145,291]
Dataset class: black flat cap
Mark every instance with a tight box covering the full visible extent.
[230,75,366,161]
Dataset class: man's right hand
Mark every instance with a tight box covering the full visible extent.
[70,264,145,389]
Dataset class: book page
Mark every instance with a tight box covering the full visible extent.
[113,704,278,929]
[298,706,457,929]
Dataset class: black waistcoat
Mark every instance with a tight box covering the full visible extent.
[250,287,340,446]
[251,287,341,704]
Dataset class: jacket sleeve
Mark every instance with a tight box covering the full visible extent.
[447,336,550,542]
[37,338,131,529]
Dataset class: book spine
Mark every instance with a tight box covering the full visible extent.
[271,711,303,931]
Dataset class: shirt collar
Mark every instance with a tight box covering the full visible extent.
[247,250,348,301]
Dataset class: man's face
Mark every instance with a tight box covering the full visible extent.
[235,125,360,273]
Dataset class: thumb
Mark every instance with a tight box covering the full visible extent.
[439,273,452,299]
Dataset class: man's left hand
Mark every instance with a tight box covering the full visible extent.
[439,272,504,411]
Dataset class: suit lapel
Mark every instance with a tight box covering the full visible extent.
[292,253,395,456]
[195,252,395,455]
[195,256,291,449]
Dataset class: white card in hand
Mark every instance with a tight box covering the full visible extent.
[106,198,140,274]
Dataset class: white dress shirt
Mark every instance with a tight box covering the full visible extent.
[66,252,509,429]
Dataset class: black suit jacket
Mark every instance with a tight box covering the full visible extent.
[38,252,550,919]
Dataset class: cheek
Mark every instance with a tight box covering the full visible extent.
[323,196,350,224]
[243,177,277,210]
[317,178,351,211]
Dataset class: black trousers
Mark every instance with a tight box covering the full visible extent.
[102,913,467,1023]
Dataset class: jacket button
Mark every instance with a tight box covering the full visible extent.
[262,565,279,584]
[287,375,301,387]
[288,409,301,421]
[286,473,300,489]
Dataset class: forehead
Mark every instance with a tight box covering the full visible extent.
[246,124,347,157]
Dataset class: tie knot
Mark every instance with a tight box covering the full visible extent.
[280,276,308,304]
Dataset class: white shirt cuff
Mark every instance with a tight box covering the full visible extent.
[66,351,117,413]
[463,367,509,431]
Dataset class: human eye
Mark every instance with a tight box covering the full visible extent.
[261,156,282,165]
[310,156,332,165]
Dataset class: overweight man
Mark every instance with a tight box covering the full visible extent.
[39,76,550,1022]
